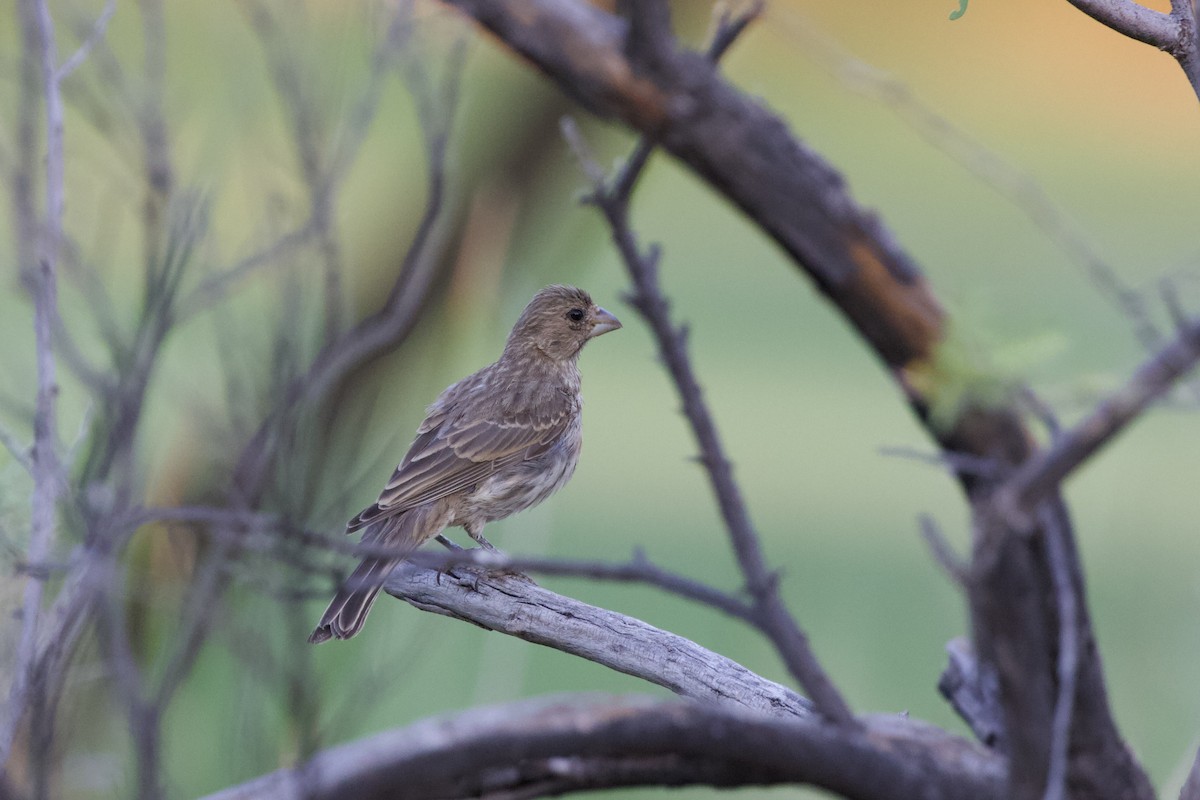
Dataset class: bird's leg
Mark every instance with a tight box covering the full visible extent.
[438,524,493,591]
[433,534,464,586]
[435,534,464,551]
[465,523,497,551]
[463,523,530,583]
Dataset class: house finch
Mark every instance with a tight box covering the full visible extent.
[309,285,621,643]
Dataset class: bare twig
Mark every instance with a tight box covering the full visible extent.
[1040,506,1079,800]
[918,514,968,587]
[181,2,423,322]
[556,1,852,728]
[1062,0,1175,47]
[1,0,66,771]
[0,428,32,472]
[94,552,163,800]
[176,225,317,321]
[131,501,752,625]
[136,0,173,265]
[879,445,1002,479]
[56,0,116,82]
[998,315,1200,527]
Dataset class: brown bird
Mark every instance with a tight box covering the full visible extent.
[309,285,621,643]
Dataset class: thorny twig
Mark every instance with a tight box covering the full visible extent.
[559,1,854,727]
[918,514,969,588]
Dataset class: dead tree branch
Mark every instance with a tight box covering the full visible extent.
[1063,0,1200,101]
[386,564,812,719]
[407,547,757,624]
[998,315,1200,528]
[938,638,1005,750]
[199,695,1003,800]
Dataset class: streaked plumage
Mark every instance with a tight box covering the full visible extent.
[309,285,621,643]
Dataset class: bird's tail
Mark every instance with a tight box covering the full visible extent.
[307,555,401,643]
[308,505,441,643]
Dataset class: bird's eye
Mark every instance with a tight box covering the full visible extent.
[567,308,585,322]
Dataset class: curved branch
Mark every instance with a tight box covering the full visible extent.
[200,695,1003,800]
[1062,0,1176,48]
[445,0,944,380]
[1062,0,1200,102]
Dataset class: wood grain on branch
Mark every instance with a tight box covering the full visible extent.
[200,694,1003,800]
[387,564,813,719]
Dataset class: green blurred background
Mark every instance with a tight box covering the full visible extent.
[2,0,1200,797]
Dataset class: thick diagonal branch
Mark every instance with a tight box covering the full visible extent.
[387,564,813,719]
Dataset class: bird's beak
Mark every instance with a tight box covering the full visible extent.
[589,306,622,338]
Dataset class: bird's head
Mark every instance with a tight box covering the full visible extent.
[504,285,622,362]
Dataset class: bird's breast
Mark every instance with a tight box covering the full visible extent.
[463,417,583,524]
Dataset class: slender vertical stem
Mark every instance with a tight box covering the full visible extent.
[2,0,65,771]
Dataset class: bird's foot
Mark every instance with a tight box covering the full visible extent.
[446,564,489,592]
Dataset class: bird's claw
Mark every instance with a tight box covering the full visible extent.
[443,564,486,592]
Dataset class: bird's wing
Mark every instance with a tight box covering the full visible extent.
[347,382,574,531]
